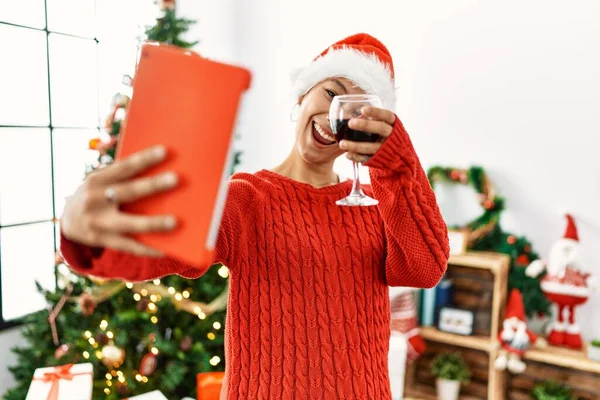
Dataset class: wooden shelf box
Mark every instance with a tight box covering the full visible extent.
[405,251,510,400]
[404,251,600,399]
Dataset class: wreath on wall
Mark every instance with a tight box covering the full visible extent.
[427,166,504,248]
[427,165,551,318]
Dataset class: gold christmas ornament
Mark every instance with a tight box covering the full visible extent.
[101,343,125,367]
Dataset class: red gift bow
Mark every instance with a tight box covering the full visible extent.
[33,364,92,400]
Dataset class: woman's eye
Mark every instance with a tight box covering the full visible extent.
[325,89,336,98]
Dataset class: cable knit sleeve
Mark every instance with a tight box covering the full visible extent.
[365,116,449,288]
[60,177,255,282]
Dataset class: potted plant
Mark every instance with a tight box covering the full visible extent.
[587,339,600,362]
[531,380,576,400]
[431,352,471,400]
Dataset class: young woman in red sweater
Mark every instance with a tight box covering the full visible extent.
[60,33,449,399]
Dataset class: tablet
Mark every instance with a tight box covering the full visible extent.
[115,41,252,267]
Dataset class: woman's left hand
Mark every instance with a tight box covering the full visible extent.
[338,106,396,163]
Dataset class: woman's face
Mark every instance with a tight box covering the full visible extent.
[294,77,365,165]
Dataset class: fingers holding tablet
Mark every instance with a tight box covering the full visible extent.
[60,145,178,256]
[105,171,178,205]
[93,145,168,184]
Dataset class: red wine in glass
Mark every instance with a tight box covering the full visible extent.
[333,119,380,143]
[329,94,383,206]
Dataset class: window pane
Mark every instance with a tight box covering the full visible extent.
[53,128,98,217]
[0,0,46,29]
[47,0,95,38]
[96,0,156,41]
[0,128,53,225]
[0,25,49,126]
[49,34,98,127]
[97,40,138,120]
[1,222,55,321]
[96,0,156,119]
[55,220,60,253]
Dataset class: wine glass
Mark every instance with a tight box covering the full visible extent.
[329,94,383,206]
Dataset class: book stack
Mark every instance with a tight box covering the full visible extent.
[416,277,454,328]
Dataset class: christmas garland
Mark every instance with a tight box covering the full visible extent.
[69,276,229,320]
[427,165,551,317]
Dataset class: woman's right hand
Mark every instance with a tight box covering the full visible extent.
[60,145,178,257]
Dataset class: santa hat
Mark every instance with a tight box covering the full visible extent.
[505,289,526,322]
[290,33,397,110]
[500,289,527,342]
[563,213,579,241]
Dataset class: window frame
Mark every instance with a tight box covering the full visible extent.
[0,0,100,331]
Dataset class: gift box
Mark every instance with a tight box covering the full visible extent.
[197,372,224,400]
[25,362,93,400]
[123,390,168,400]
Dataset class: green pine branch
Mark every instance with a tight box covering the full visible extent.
[145,9,199,49]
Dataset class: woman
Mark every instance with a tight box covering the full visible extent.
[60,33,450,399]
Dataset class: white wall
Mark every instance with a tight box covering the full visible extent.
[0,327,27,393]
[183,0,600,340]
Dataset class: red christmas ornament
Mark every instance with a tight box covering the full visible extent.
[115,381,130,396]
[78,293,97,317]
[483,199,494,209]
[95,332,109,346]
[180,335,193,351]
[450,170,460,180]
[507,235,516,245]
[137,297,150,312]
[140,353,158,376]
[516,254,529,266]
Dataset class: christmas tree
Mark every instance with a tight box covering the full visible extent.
[4,2,235,399]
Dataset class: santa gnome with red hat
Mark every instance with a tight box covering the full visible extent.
[389,288,426,362]
[494,289,546,374]
[526,213,596,349]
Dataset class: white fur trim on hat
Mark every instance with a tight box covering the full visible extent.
[540,281,592,297]
[290,46,397,110]
[566,323,580,334]
[551,322,566,332]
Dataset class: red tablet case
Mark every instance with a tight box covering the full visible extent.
[115,42,252,267]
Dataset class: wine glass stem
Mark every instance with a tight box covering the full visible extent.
[350,161,364,197]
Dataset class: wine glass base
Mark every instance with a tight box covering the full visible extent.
[336,194,379,207]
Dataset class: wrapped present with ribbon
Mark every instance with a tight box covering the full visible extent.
[25,363,93,400]
[123,390,168,400]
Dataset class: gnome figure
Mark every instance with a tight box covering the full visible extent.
[526,214,596,349]
[389,288,426,362]
[494,289,545,373]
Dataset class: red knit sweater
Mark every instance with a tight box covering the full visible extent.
[61,117,449,400]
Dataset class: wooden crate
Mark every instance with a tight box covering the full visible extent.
[446,265,495,336]
[405,251,510,400]
[507,344,600,400]
[405,250,600,399]
[406,341,491,400]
